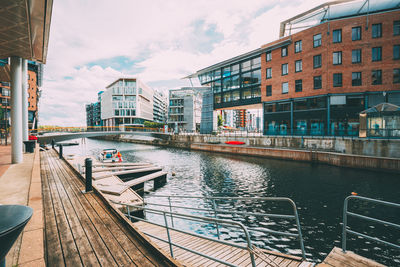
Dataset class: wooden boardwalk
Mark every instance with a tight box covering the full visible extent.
[134,221,313,267]
[41,149,178,267]
[317,247,385,267]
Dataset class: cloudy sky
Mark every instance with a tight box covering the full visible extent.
[40,0,321,126]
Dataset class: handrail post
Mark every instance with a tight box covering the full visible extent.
[240,224,256,267]
[293,207,306,259]
[211,199,221,239]
[168,196,174,227]
[163,211,174,258]
[342,196,349,252]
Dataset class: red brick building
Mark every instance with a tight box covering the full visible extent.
[261,2,400,136]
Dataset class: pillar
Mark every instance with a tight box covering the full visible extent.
[10,56,23,163]
[290,101,294,135]
[327,96,331,136]
[22,59,28,141]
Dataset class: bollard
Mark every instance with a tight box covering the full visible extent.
[51,139,55,149]
[59,144,63,159]
[84,158,93,193]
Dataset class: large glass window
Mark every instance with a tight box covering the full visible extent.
[282,63,288,76]
[214,80,221,92]
[241,60,251,72]
[333,51,342,65]
[231,75,240,89]
[314,76,322,89]
[313,54,322,68]
[372,70,382,85]
[266,68,272,79]
[232,90,240,101]
[252,57,261,68]
[214,94,221,104]
[309,97,326,109]
[352,49,362,63]
[295,60,302,72]
[223,92,232,102]
[282,82,289,94]
[112,95,123,101]
[372,23,382,38]
[242,88,252,99]
[213,69,221,80]
[394,69,400,83]
[295,79,302,92]
[394,45,400,60]
[372,47,382,61]
[125,95,135,101]
[252,69,261,84]
[281,46,288,57]
[352,26,361,41]
[352,72,362,86]
[313,33,321,47]
[266,51,272,62]
[394,21,400,36]
[222,66,230,77]
[333,73,342,87]
[252,87,261,98]
[222,77,231,91]
[294,99,307,110]
[295,40,302,53]
[333,29,342,43]
[266,85,272,96]
[241,72,252,87]
[231,64,240,75]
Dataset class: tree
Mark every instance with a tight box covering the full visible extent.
[217,114,223,127]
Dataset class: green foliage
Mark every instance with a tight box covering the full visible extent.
[143,121,165,129]
[217,114,223,127]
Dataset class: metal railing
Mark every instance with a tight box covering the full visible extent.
[342,195,400,252]
[113,195,306,266]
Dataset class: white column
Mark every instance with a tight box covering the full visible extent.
[22,59,28,141]
[10,56,23,163]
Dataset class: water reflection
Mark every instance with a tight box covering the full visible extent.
[63,138,400,265]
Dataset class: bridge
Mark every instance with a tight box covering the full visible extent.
[37,130,171,145]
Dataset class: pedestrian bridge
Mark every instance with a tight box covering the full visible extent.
[37,131,170,145]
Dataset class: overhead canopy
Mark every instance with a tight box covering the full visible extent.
[360,103,400,114]
[0,0,53,63]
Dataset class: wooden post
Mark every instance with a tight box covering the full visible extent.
[59,144,63,159]
[84,158,93,193]
[154,174,167,189]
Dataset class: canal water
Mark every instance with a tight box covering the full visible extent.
[63,138,400,265]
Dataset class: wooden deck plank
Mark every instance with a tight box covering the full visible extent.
[321,247,385,267]
[45,152,118,267]
[49,150,159,267]
[45,152,101,266]
[41,157,65,266]
[42,153,83,266]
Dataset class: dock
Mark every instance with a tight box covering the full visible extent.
[317,247,385,267]
[41,149,179,266]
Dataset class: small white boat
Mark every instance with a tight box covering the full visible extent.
[100,148,123,163]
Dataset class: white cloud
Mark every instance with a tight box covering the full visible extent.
[40,0,325,126]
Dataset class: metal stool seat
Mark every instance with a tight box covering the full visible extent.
[0,205,33,264]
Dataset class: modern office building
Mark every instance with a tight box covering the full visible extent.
[101,78,154,128]
[200,89,214,134]
[153,90,168,123]
[191,0,400,136]
[168,87,209,132]
[0,60,43,130]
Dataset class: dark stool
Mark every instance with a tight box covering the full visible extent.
[0,205,33,267]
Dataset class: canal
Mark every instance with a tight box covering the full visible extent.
[63,138,400,265]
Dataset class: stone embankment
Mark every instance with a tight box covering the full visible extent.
[95,134,400,173]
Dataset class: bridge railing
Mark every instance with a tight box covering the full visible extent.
[33,125,167,134]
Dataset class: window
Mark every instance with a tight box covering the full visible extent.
[352,26,361,41]
[266,51,272,61]
[394,21,400,36]
[241,60,251,72]
[282,63,288,76]
[394,69,400,83]
[314,76,322,89]
[352,72,362,86]
[333,51,342,65]
[394,45,400,60]
[295,40,302,53]
[372,23,382,38]
[281,46,288,57]
[282,82,289,94]
[333,73,342,87]
[313,54,322,68]
[333,29,342,43]
[352,49,362,63]
[313,33,321,47]
[372,70,382,85]
[372,47,382,61]
[295,80,302,92]
[266,85,272,96]
[266,68,272,79]
[295,60,302,72]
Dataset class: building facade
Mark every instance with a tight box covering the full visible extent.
[168,87,209,132]
[101,78,154,128]
[0,60,42,130]
[191,0,400,137]
[261,1,400,136]
[153,90,168,123]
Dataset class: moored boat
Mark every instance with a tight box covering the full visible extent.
[100,148,123,163]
